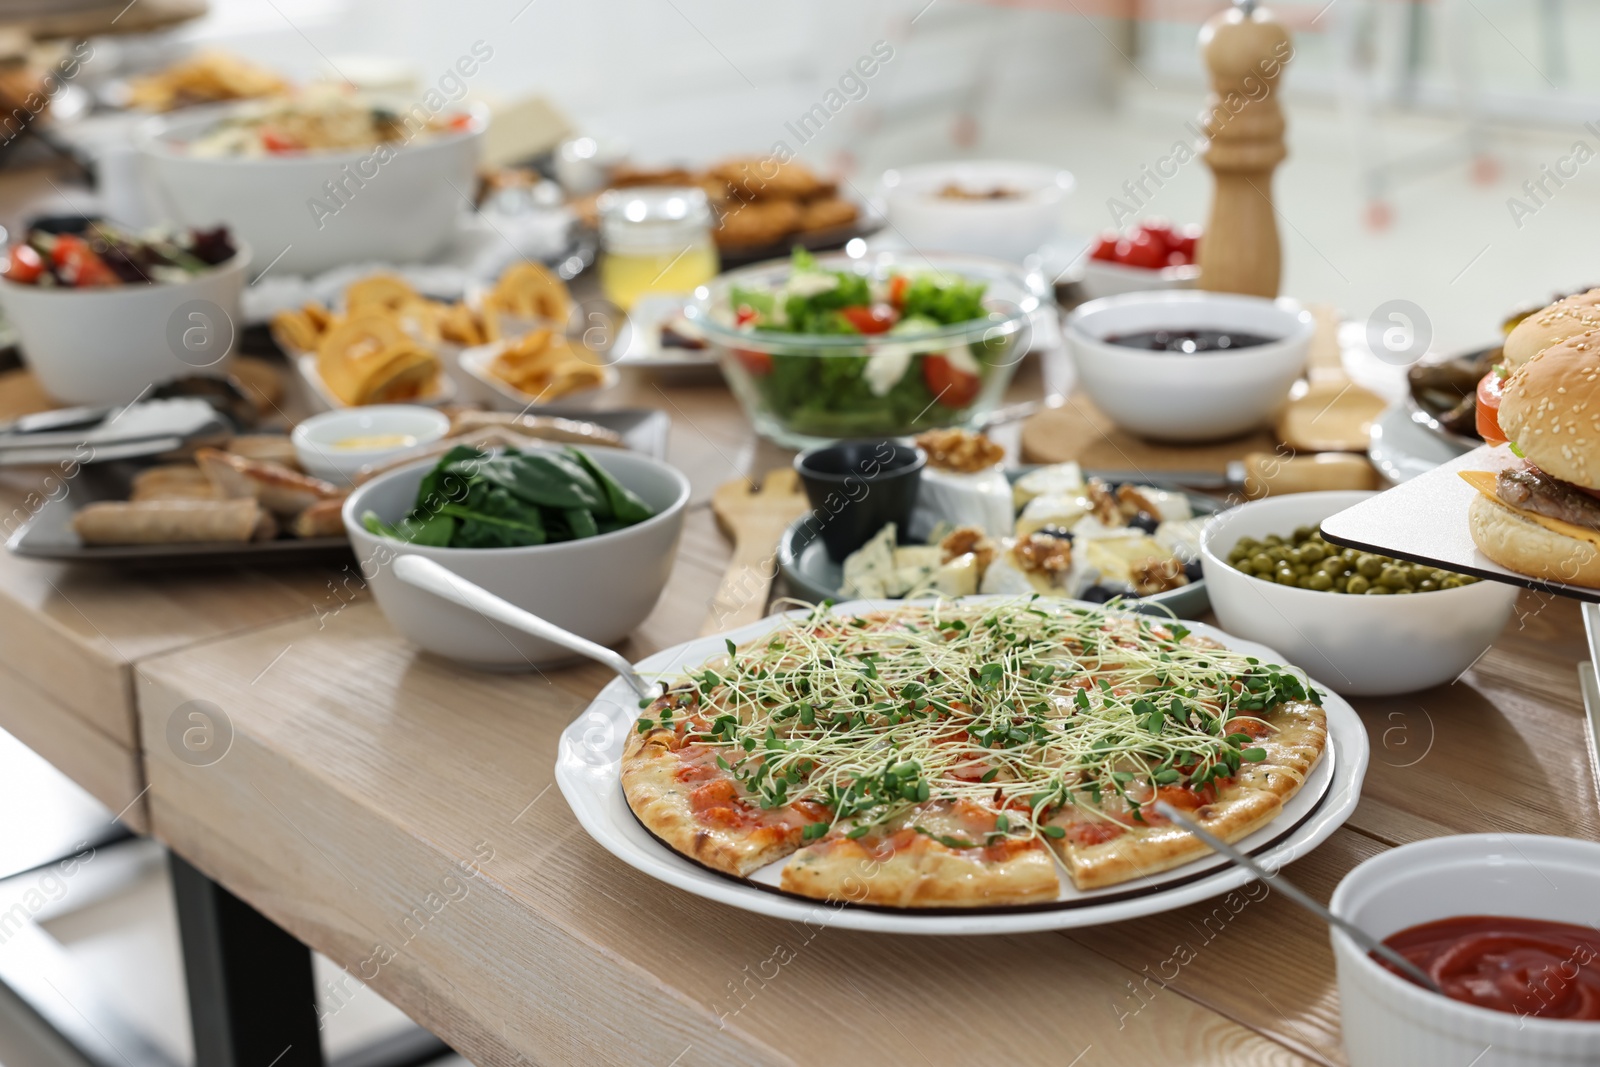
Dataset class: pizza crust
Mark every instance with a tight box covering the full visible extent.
[780,834,1059,907]
[620,727,806,878]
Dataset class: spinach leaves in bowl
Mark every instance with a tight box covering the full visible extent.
[362,445,654,549]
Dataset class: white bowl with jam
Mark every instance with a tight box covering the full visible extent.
[1064,290,1313,442]
[291,405,451,484]
[1332,834,1600,1066]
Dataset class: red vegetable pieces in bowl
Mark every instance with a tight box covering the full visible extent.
[1090,218,1203,270]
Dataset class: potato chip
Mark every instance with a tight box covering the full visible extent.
[346,274,418,312]
[487,261,570,324]
[269,308,320,354]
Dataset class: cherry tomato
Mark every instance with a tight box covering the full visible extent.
[840,304,896,335]
[1168,224,1201,258]
[1476,369,1507,445]
[3,243,43,284]
[1089,232,1120,263]
[1114,231,1167,270]
[1135,217,1174,249]
[921,354,982,408]
[260,128,301,153]
[734,304,761,327]
[732,349,772,376]
[1166,250,1189,268]
[50,235,117,287]
[888,274,910,309]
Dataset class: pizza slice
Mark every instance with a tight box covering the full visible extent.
[780,799,1059,907]
[1043,698,1328,890]
[621,688,825,877]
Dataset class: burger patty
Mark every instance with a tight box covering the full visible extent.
[1496,466,1600,531]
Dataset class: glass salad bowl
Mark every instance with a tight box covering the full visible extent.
[684,250,1045,447]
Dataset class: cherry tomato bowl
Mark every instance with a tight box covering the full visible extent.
[685,251,1045,447]
[0,239,251,404]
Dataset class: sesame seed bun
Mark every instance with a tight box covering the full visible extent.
[1499,329,1600,488]
[1467,491,1600,588]
[1504,289,1600,370]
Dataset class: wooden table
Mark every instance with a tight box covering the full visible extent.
[6,359,1600,1066]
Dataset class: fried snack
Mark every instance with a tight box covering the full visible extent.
[711,157,824,200]
[130,464,216,503]
[291,498,347,538]
[125,51,289,112]
[716,199,803,250]
[488,331,607,401]
[72,499,267,545]
[315,312,440,406]
[196,448,344,516]
[270,308,322,354]
[346,273,418,312]
[439,301,486,347]
[226,434,299,469]
[484,261,571,324]
[799,197,859,233]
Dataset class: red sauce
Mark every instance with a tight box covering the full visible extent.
[1377,915,1600,1021]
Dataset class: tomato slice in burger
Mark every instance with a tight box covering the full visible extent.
[922,355,981,408]
[1476,369,1507,445]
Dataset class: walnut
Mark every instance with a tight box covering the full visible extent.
[1115,484,1160,522]
[939,525,997,572]
[1085,479,1121,525]
[914,428,1004,473]
[1014,534,1072,575]
[1130,556,1189,596]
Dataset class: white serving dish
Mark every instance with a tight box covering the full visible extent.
[880,161,1073,263]
[1332,834,1600,1067]
[343,448,690,668]
[1064,290,1313,442]
[1078,258,1200,300]
[1200,490,1519,696]
[295,354,456,411]
[0,243,250,404]
[555,596,1369,934]
[139,101,486,277]
[290,404,450,483]
[458,341,618,412]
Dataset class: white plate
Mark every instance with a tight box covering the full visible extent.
[295,354,457,411]
[556,596,1368,934]
[614,295,718,371]
[458,342,618,411]
[1368,404,1472,484]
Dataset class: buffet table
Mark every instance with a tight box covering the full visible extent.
[1,360,1597,1066]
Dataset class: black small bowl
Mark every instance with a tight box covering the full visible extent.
[794,440,925,562]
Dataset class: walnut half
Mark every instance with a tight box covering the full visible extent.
[1014,533,1072,575]
[1129,556,1188,596]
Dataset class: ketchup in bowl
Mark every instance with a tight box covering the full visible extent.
[1377,915,1600,1020]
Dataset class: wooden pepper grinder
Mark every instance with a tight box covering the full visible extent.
[1197,0,1293,298]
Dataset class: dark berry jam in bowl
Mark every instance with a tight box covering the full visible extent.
[1104,328,1279,353]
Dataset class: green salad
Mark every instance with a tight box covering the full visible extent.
[719,249,1016,438]
[363,445,654,549]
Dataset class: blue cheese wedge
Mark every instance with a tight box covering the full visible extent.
[909,552,980,597]
[841,523,897,599]
[1016,493,1091,538]
[911,466,1014,541]
[1013,462,1085,509]
[887,545,943,597]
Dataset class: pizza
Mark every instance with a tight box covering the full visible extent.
[621,598,1327,907]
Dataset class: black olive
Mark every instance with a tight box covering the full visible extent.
[1128,513,1159,534]
[1038,525,1074,541]
[1081,585,1114,604]
[1183,559,1203,581]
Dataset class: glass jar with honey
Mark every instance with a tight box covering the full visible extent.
[597,187,719,312]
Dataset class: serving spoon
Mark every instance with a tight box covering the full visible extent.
[392,555,661,701]
[1153,800,1442,994]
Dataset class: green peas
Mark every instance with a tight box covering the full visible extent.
[1228,531,1476,594]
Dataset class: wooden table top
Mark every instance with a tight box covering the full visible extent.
[3,341,1597,1062]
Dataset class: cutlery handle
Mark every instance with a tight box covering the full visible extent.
[393,555,658,700]
[1243,452,1378,498]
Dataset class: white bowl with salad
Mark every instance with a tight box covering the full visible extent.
[685,250,1045,447]
[0,223,248,404]
[139,90,486,277]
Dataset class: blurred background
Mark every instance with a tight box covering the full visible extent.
[1,0,1598,1064]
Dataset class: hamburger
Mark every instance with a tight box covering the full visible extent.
[1477,289,1600,444]
[1464,328,1600,587]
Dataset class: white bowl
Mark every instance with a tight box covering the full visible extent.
[342,447,690,669]
[881,161,1073,263]
[0,243,250,404]
[1331,834,1600,1067]
[1079,257,1199,300]
[458,340,618,412]
[138,102,486,277]
[291,404,450,483]
[1200,491,1519,696]
[1065,290,1313,442]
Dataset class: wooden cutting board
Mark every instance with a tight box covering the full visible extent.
[1019,393,1278,475]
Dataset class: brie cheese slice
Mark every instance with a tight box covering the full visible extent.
[911,466,1014,541]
